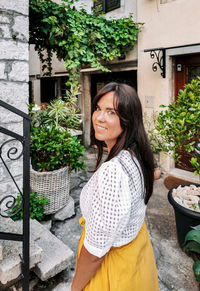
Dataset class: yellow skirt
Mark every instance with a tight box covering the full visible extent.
[76,217,159,291]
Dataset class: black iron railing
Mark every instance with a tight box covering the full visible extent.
[0,100,30,290]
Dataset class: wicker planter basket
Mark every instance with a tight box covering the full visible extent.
[30,166,70,214]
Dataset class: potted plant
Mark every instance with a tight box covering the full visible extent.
[29,98,86,215]
[157,77,200,246]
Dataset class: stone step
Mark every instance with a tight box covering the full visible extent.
[52,196,75,221]
[31,219,74,281]
[0,216,43,287]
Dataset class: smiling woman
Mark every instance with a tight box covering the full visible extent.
[92,92,123,153]
[71,83,159,291]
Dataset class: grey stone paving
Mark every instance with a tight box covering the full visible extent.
[51,148,199,291]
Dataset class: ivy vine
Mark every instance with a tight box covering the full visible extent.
[30,0,143,90]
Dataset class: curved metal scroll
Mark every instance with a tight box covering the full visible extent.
[150,49,166,78]
[0,138,23,217]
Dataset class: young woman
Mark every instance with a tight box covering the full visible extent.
[71,83,159,291]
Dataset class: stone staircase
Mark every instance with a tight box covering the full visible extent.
[0,216,74,289]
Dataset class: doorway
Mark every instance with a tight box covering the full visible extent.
[174,53,200,171]
[91,70,137,100]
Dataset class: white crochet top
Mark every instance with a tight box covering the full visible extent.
[80,150,146,258]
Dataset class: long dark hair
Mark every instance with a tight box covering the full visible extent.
[91,82,154,204]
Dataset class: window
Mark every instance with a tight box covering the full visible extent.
[93,0,120,14]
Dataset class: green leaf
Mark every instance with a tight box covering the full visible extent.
[183,229,200,245]
[183,241,200,254]
[193,261,200,282]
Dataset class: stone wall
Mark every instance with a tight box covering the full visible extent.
[0,0,29,202]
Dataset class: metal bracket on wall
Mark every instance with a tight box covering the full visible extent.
[144,48,166,78]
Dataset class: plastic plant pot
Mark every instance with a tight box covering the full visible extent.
[168,183,200,247]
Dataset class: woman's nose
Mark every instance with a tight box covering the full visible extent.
[96,110,106,121]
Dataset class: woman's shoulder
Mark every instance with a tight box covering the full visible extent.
[96,150,131,176]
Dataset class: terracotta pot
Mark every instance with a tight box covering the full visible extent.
[154,167,161,180]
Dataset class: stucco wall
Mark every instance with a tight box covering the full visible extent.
[0,0,29,199]
[137,0,200,108]
[137,0,200,177]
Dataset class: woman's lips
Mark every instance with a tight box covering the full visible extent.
[96,124,106,130]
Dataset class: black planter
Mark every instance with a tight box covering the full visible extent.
[168,183,200,247]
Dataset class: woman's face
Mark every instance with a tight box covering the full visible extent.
[92,91,123,153]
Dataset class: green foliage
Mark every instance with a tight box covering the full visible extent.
[143,111,167,154]
[44,95,81,130]
[183,225,200,282]
[10,192,49,221]
[29,0,143,88]
[193,261,200,282]
[157,77,200,174]
[29,101,86,172]
[30,124,86,172]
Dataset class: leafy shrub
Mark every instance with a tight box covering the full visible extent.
[10,192,49,221]
[29,102,86,172]
[30,125,86,172]
[157,77,200,174]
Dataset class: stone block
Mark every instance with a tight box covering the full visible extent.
[0,82,28,114]
[0,0,28,15]
[52,196,75,221]
[9,160,23,179]
[0,217,43,286]
[0,176,23,201]
[0,107,22,124]
[52,281,72,291]
[0,15,10,24]
[31,219,74,281]
[9,61,29,82]
[0,167,7,183]
[0,23,11,39]
[0,62,6,79]
[2,122,24,137]
[0,40,28,61]
[13,16,28,42]
[40,220,52,231]
[70,175,81,190]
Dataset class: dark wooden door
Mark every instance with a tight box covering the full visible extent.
[174,53,200,171]
[91,70,137,100]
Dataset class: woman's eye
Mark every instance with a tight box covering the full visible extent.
[108,110,115,115]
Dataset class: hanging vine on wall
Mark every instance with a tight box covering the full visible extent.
[30,0,143,90]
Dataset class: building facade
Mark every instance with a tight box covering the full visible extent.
[29,0,138,146]
[30,0,200,180]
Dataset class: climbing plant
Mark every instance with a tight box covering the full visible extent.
[30,0,143,91]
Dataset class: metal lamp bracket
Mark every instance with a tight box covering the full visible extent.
[144,48,166,78]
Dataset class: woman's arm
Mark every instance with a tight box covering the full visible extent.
[71,245,105,291]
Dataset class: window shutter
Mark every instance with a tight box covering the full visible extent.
[93,0,105,14]
[93,0,120,14]
[105,0,120,12]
